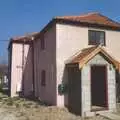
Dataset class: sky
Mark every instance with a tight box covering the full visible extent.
[0,0,120,63]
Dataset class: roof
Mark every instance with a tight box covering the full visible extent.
[55,12,120,30]
[8,32,40,49]
[8,12,120,48]
[11,32,40,42]
[66,45,119,69]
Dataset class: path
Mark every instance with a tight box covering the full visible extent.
[100,112,120,120]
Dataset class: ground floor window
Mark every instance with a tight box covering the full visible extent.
[41,70,46,86]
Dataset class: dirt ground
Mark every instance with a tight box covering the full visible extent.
[0,93,110,120]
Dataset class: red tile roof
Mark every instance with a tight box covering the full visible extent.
[11,32,40,42]
[66,46,119,69]
[70,46,98,63]
[8,32,40,49]
[55,12,120,29]
[9,12,120,47]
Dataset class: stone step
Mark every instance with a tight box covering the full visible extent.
[99,112,120,120]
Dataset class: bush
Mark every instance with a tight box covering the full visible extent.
[6,98,14,106]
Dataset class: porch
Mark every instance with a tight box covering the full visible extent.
[66,46,119,117]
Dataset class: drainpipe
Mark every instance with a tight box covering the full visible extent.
[31,37,35,98]
[22,37,35,98]
[21,39,25,96]
[8,44,12,96]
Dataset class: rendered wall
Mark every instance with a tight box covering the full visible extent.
[23,45,33,96]
[9,43,32,97]
[56,24,89,106]
[56,23,120,107]
[33,25,57,105]
[81,54,116,116]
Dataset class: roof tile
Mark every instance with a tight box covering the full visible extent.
[56,12,120,28]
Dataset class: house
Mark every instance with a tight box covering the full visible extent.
[8,33,39,97]
[8,12,120,117]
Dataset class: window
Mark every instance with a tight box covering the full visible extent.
[41,36,45,50]
[41,70,46,86]
[89,30,105,45]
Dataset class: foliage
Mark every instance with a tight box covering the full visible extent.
[0,84,3,92]
[58,84,67,95]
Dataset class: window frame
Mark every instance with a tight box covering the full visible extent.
[88,30,106,46]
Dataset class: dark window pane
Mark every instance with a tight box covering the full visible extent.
[89,30,105,45]
[99,32,105,45]
[96,32,100,44]
[41,70,46,86]
[89,31,96,41]
[89,31,96,45]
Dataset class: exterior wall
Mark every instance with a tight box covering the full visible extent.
[23,44,33,96]
[56,24,89,106]
[33,25,56,105]
[9,43,32,97]
[105,30,120,61]
[10,43,23,97]
[56,23,120,106]
[9,21,119,108]
[8,44,12,95]
[107,65,116,111]
[81,54,116,116]
[81,65,91,116]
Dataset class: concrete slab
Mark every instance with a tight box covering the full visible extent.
[99,112,120,120]
[84,111,95,117]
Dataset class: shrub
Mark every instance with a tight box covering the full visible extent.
[6,98,14,106]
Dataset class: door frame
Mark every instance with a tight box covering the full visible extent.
[90,64,108,111]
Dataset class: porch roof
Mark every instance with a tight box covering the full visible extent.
[66,46,119,69]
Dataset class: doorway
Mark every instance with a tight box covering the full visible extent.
[91,65,108,111]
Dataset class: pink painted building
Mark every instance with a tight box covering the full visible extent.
[8,33,38,97]
[8,13,120,116]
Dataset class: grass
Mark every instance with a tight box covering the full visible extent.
[0,92,110,120]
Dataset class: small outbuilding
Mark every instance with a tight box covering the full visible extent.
[66,46,119,117]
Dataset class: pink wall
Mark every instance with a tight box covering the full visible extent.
[9,19,120,107]
[10,43,23,97]
[56,23,120,107]
[9,42,33,97]
[33,25,57,105]
[22,44,33,96]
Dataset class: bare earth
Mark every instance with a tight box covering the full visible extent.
[0,93,114,120]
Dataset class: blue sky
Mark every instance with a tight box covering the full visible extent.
[0,0,120,62]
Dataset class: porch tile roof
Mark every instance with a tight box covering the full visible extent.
[66,46,119,69]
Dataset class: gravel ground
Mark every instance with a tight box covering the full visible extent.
[0,93,110,120]
[0,107,109,120]
[115,103,120,115]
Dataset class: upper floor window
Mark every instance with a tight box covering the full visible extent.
[88,30,105,46]
[41,70,46,86]
[40,36,45,50]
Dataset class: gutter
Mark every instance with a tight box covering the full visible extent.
[21,40,25,96]
[31,40,35,97]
